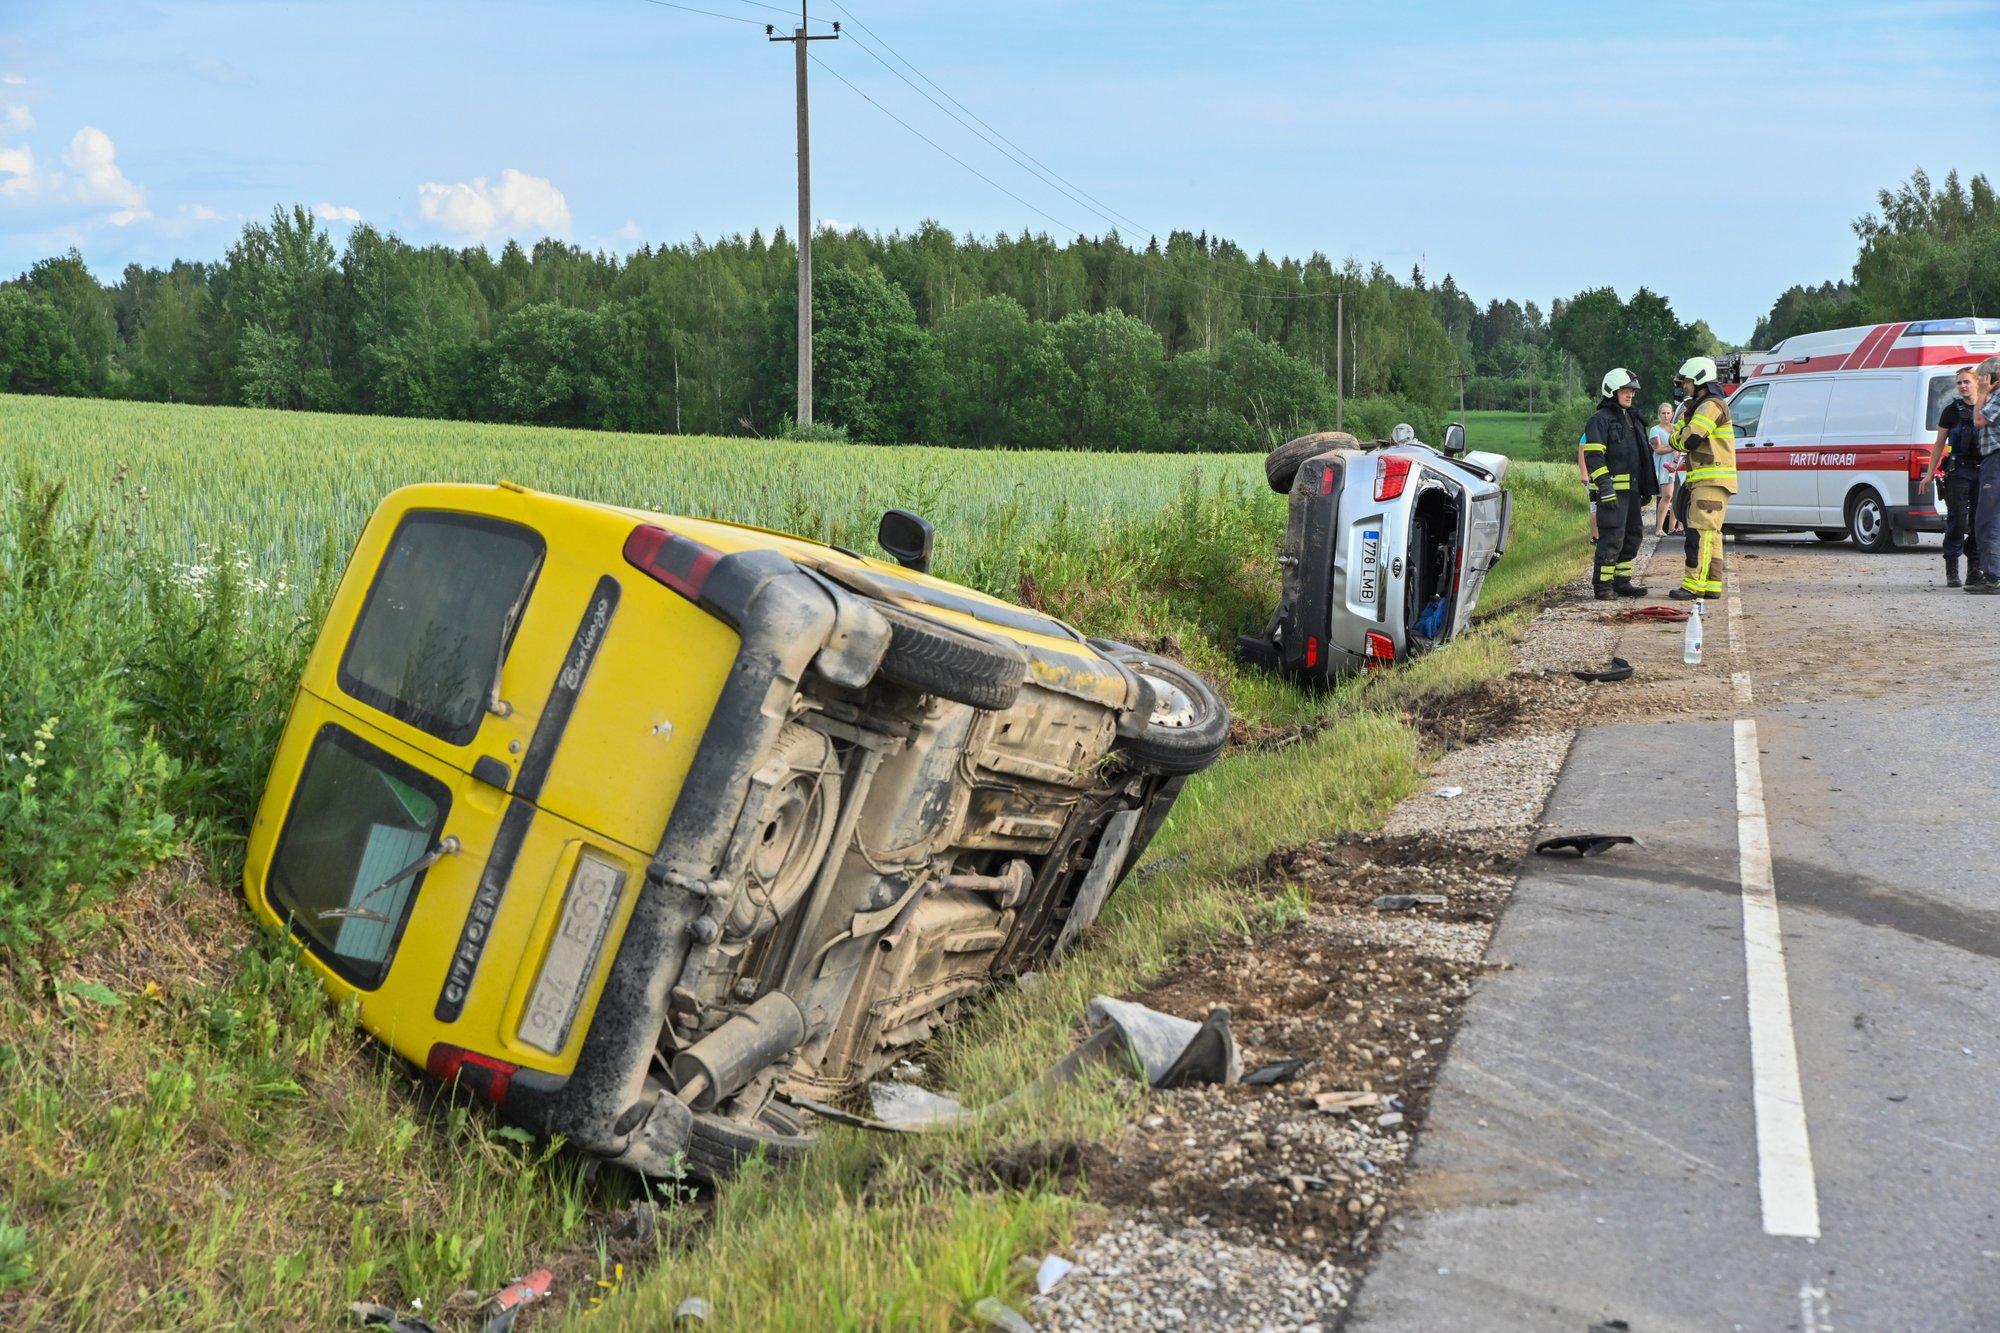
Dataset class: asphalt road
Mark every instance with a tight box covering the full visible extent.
[1349,533,2000,1332]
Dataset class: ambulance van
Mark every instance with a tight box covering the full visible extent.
[1722,318,1998,550]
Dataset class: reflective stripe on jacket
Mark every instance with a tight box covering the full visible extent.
[1671,390,1737,495]
[1582,400,1661,500]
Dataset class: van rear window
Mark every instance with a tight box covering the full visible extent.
[340,512,544,744]
[268,725,450,990]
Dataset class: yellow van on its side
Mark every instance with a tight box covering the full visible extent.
[244,481,1227,1176]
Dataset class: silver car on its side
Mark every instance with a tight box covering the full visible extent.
[1237,424,1513,682]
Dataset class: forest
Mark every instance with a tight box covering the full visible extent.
[0,209,1711,453]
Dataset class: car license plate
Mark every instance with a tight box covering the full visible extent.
[519,851,626,1055]
[1358,529,1381,605]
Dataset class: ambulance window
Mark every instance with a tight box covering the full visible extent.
[1731,384,1767,436]
[1757,378,1833,443]
[1821,375,1907,444]
[340,512,545,745]
[1926,373,1965,429]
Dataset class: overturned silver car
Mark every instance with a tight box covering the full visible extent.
[1237,424,1513,682]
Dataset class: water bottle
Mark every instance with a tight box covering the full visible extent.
[1683,601,1703,665]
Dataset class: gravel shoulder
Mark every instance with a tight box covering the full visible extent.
[1039,533,1685,1331]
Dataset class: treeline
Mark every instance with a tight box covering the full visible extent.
[2,205,1636,450]
[1753,169,2000,347]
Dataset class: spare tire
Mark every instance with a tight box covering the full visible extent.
[875,603,1028,711]
[1266,430,1359,494]
[685,1100,816,1180]
[1107,649,1229,775]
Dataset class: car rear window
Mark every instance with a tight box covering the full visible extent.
[340,511,544,744]
[267,725,450,990]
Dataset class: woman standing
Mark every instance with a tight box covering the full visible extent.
[1651,402,1680,534]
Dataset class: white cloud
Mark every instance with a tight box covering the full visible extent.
[63,126,147,217]
[1,74,24,87]
[418,167,570,241]
[314,202,362,223]
[2,104,29,134]
[186,203,218,221]
[612,218,641,242]
[0,143,34,197]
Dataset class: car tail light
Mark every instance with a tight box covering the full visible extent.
[1305,635,1320,669]
[624,524,721,602]
[1364,631,1396,669]
[426,1043,517,1103]
[1375,456,1412,502]
[1319,466,1337,496]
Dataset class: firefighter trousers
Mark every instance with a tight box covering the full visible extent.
[1593,487,1645,587]
[1682,482,1730,597]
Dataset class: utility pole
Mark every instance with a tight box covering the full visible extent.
[768,5,839,427]
[1334,292,1344,434]
[1455,367,1467,423]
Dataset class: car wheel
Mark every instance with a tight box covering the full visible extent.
[1813,530,1847,544]
[1265,431,1357,494]
[1107,649,1229,775]
[1847,489,1891,553]
[873,603,1028,711]
[685,1100,816,1180]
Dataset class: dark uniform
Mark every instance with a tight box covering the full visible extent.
[1938,396,1983,586]
[1670,387,1737,598]
[1582,396,1660,595]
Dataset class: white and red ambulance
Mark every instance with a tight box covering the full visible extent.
[1719,317,1999,550]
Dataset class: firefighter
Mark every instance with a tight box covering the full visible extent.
[1582,367,1657,598]
[1667,355,1737,601]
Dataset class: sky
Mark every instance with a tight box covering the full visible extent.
[2,0,1997,342]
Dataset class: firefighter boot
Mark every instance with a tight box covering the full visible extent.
[1594,581,1617,601]
[1946,555,1962,588]
[1612,577,1650,597]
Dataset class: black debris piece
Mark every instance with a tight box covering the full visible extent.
[1571,657,1634,683]
[1534,834,1638,858]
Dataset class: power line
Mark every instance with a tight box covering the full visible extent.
[635,0,763,26]
[824,0,1146,234]
[809,51,1086,238]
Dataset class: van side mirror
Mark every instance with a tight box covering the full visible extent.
[1442,423,1466,457]
[878,509,935,573]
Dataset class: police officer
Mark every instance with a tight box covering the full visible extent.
[1582,367,1657,599]
[1919,366,1983,589]
[1667,355,1737,601]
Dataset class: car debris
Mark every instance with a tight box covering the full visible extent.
[1570,657,1635,683]
[1034,1254,1076,1294]
[1237,423,1513,682]
[240,485,1229,1180]
[972,1296,1037,1332]
[1311,1090,1383,1114]
[478,1270,553,1333]
[672,1296,712,1326]
[1534,834,1639,858]
[1371,893,1447,911]
[1430,786,1465,799]
[1242,1057,1311,1086]
[349,1302,437,1333]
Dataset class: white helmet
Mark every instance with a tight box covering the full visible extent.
[1677,355,1719,387]
[1600,367,1639,398]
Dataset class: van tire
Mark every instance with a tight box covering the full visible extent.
[1847,489,1892,553]
[1813,530,1847,544]
[1104,648,1230,775]
[1266,431,1358,494]
[685,1102,816,1180]
[874,603,1028,711]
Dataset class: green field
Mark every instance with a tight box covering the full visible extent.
[0,394,1585,1330]
[1461,408,1545,459]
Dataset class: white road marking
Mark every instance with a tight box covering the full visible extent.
[1728,594,1820,1239]
[1735,715,1821,1237]
[1799,1280,1834,1331]
[1727,594,1753,706]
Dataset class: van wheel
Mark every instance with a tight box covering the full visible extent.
[874,604,1028,711]
[1106,648,1229,775]
[1813,530,1847,544]
[1266,431,1357,494]
[1847,490,1892,552]
[685,1101,816,1180]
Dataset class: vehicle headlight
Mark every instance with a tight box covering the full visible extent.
[518,849,627,1056]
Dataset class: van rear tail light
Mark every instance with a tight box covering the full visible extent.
[1305,636,1320,669]
[1375,456,1413,502]
[426,1043,517,1104]
[624,525,721,602]
[1319,466,1337,495]
[1364,632,1396,669]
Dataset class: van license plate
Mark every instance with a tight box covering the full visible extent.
[1358,530,1381,605]
[519,851,626,1055]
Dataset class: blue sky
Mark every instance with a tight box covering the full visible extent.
[3,0,1996,341]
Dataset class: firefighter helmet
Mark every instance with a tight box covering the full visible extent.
[1677,355,1719,387]
[1600,367,1640,398]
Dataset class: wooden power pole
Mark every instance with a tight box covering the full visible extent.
[1334,291,1343,434]
[768,5,839,427]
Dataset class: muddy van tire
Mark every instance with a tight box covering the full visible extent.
[686,1102,816,1179]
[874,603,1028,711]
[1108,649,1229,775]
[1266,431,1358,494]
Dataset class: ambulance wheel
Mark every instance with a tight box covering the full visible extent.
[1813,530,1847,544]
[1846,489,1892,553]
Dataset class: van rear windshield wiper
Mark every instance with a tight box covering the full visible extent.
[318,836,461,922]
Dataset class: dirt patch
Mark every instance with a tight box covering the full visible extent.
[1079,833,1508,1266]
[1408,671,1586,751]
[56,856,256,996]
